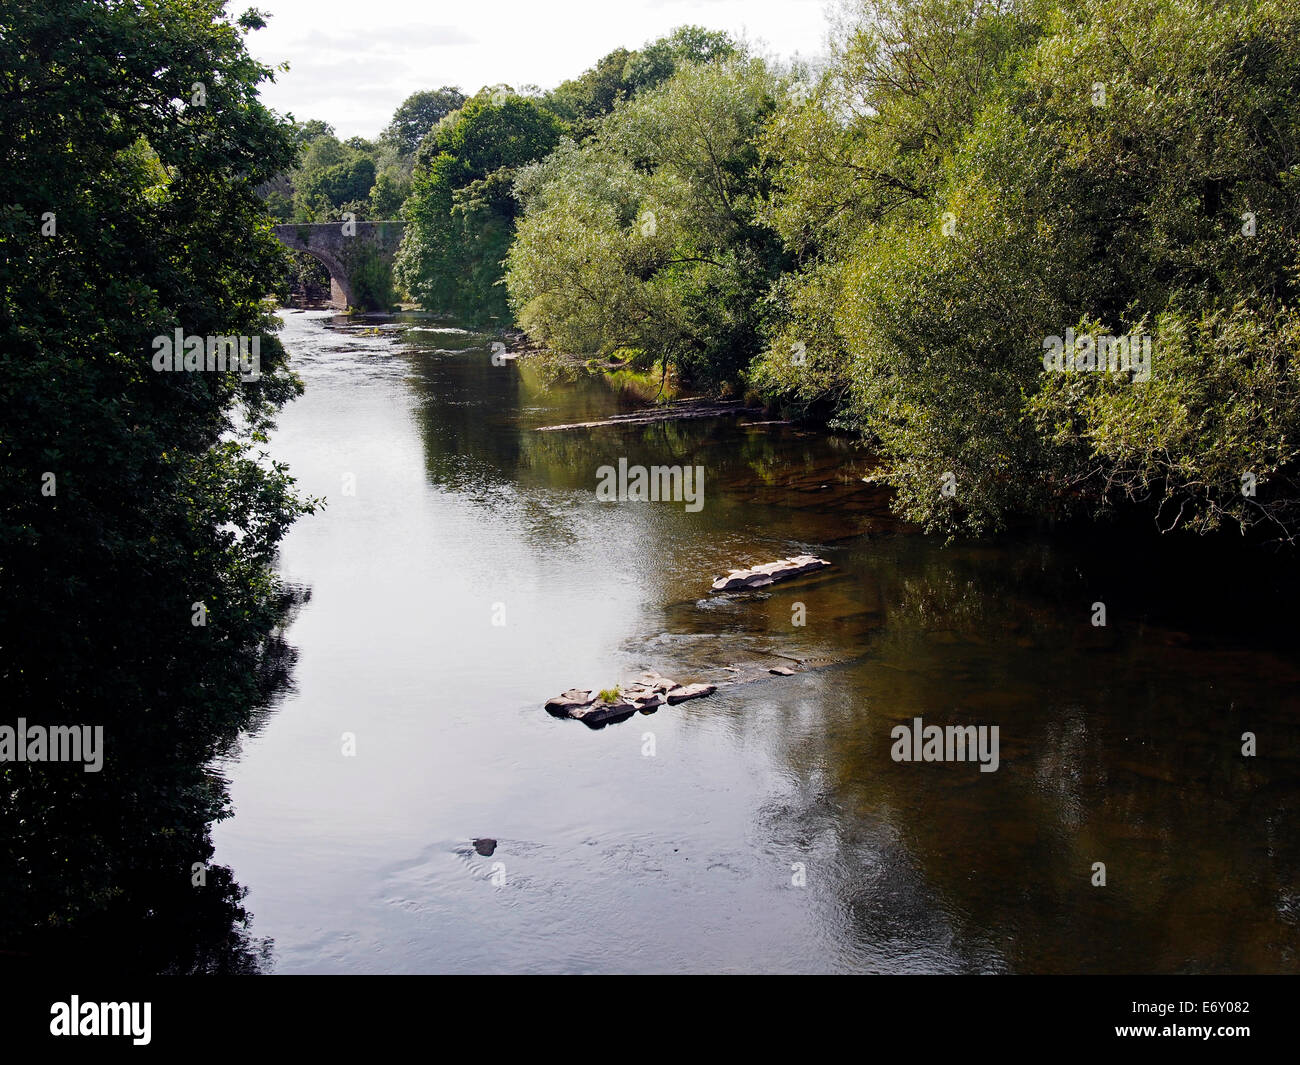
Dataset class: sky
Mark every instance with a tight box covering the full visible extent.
[242,0,836,139]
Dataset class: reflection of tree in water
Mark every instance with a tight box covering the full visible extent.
[742,530,1300,972]
[0,586,309,975]
[16,857,276,976]
[392,331,1300,969]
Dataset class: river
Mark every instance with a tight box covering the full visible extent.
[208,309,1300,973]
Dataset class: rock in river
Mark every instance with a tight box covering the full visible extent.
[710,555,831,592]
[570,699,638,726]
[545,677,717,727]
[665,682,717,703]
[544,689,596,714]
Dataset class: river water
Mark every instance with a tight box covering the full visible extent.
[209,309,1300,973]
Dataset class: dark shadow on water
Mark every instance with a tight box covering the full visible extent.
[0,584,310,976]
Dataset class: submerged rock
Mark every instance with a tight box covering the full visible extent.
[710,555,831,592]
[769,666,796,676]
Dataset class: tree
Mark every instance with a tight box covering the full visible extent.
[0,0,316,940]
[753,0,1049,413]
[295,118,335,141]
[545,28,737,136]
[756,0,1300,539]
[368,169,409,217]
[546,48,637,127]
[396,92,563,323]
[383,87,467,156]
[507,54,786,387]
[300,156,376,211]
[623,25,736,94]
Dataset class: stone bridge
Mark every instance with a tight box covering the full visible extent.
[273,221,404,310]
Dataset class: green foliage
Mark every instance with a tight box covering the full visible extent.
[368,169,410,217]
[0,0,316,937]
[342,240,397,310]
[299,156,376,212]
[388,26,741,326]
[414,92,566,175]
[546,48,638,129]
[283,249,330,301]
[1031,305,1300,536]
[755,0,1300,540]
[383,87,467,156]
[295,119,335,141]
[545,26,738,137]
[271,121,399,223]
[755,0,1051,417]
[622,25,736,95]
[396,92,563,324]
[507,54,787,388]
[263,186,293,222]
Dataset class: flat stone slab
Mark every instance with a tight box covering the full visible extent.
[569,700,638,726]
[544,689,597,714]
[710,555,831,592]
[665,682,716,704]
[545,687,640,725]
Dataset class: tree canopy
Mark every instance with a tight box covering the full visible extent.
[383,86,468,156]
[395,92,564,324]
[753,0,1300,539]
[0,0,315,942]
[507,53,786,387]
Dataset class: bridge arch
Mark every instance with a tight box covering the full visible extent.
[272,221,404,310]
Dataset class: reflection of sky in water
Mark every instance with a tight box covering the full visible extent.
[208,311,1300,974]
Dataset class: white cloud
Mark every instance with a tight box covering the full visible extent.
[244,0,832,137]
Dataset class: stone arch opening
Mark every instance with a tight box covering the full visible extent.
[272,222,403,311]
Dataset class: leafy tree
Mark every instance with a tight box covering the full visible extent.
[383,86,467,156]
[756,0,1300,540]
[341,239,397,309]
[284,126,372,220]
[295,118,335,141]
[546,48,637,127]
[396,92,563,323]
[623,25,736,94]
[0,0,316,939]
[368,169,410,217]
[1018,0,1300,539]
[298,126,349,173]
[546,27,737,136]
[299,155,376,211]
[263,186,293,222]
[507,54,786,387]
[753,0,1049,418]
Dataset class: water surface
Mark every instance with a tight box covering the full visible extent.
[210,310,1300,973]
